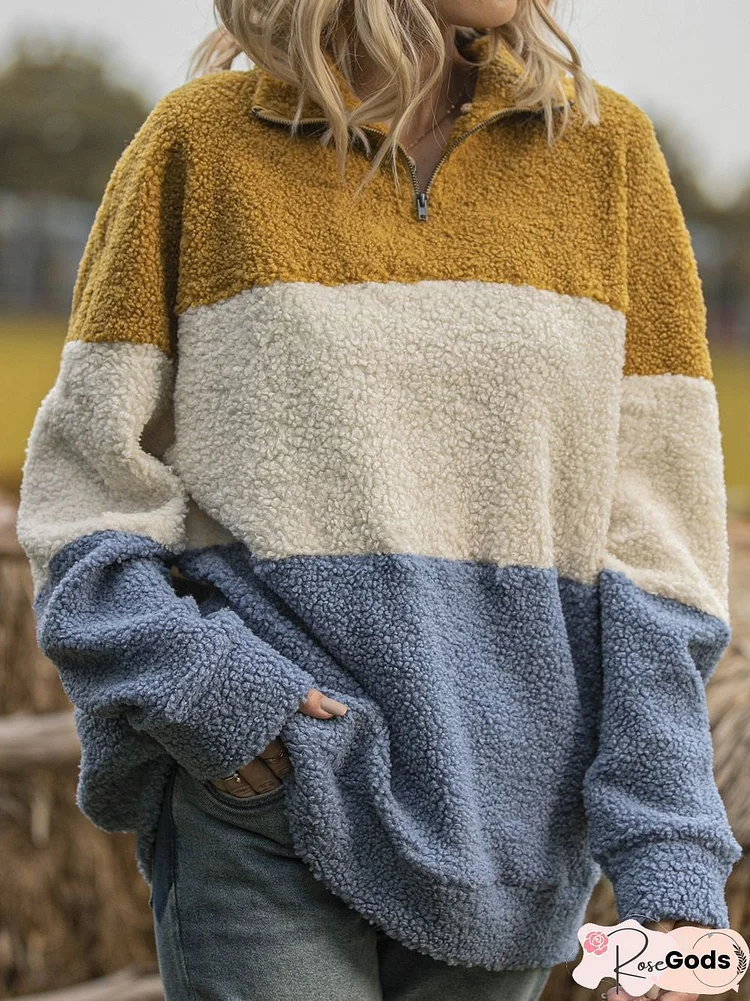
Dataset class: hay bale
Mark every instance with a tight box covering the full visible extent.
[0,493,156,999]
[0,499,69,719]
[708,516,750,846]
[12,964,162,1000]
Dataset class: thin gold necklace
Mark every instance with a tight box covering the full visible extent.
[402,64,477,150]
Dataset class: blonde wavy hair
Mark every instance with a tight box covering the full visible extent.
[189,0,600,198]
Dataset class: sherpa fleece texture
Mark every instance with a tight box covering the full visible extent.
[16,29,742,971]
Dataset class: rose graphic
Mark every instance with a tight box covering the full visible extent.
[583,930,609,955]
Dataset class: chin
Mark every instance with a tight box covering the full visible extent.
[441,0,519,30]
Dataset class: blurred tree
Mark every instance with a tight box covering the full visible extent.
[0,34,151,202]
[651,114,750,349]
[650,117,717,220]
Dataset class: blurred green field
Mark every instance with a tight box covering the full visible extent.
[2,315,749,513]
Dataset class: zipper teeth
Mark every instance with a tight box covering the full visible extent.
[250,101,569,215]
[420,106,545,199]
[360,107,550,209]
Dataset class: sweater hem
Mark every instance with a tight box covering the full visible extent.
[134,809,601,971]
[283,807,601,970]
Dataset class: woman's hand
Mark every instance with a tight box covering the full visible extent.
[604,919,711,1001]
[210,689,349,797]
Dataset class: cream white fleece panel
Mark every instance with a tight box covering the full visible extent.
[603,372,729,622]
[17,340,188,595]
[174,278,627,584]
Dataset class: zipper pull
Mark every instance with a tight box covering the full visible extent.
[416,192,428,221]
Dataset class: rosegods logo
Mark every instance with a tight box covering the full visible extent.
[664,949,732,970]
[571,920,749,995]
[584,931,610,956]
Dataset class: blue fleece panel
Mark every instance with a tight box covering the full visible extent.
[33,531,741,970]
[35,531,318,779]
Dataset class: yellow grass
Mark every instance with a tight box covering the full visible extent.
[1,317,66,493]
[1,315,749,513]
[713,350,750,516]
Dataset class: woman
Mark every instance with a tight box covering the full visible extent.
[16,0,741,997]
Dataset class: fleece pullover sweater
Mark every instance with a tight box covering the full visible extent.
[16,29,742,972]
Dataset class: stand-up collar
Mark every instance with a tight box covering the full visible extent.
[250,31,575,138]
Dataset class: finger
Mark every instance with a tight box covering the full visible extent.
[236,756,284,793]
[672,919,715,932]
[257,737,293,780]
[299,688,349,718]
[299,689,335,718]
[604,986,642,1000]
[320,695,349,716]
[607,984,661,1001]
[643,919,677,934]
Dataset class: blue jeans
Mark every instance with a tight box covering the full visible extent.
[149,764,554,1001]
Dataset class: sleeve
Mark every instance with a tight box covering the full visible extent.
[15,98,318,782]
[582,105,743,929]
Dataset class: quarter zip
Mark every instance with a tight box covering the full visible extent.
[251,101,569,223]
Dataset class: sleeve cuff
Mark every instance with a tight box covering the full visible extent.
[144,606,318,782]
[603,838,742,929]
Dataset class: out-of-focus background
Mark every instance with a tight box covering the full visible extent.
[0,2,748,999]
